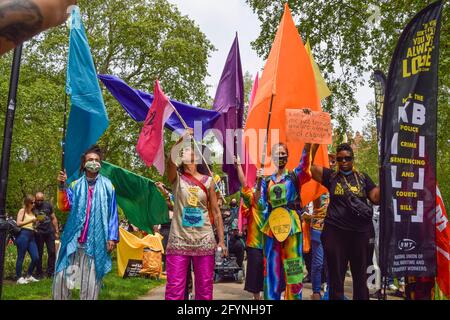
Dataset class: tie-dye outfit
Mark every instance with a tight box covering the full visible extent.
[260,149,311,300]
[241,186,265,294]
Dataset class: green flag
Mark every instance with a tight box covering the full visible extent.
[100,161,169,234]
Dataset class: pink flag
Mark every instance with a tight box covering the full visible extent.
[136,81,174,175]
[238,73,259,232]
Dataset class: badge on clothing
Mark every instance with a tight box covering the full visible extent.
[182,207,204,227]
[284,257,304,285]
[269,183,287,208]
[268,207,292,242]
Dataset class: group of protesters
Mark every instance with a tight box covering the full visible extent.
[157,118,383,300]
[10,119,383,301]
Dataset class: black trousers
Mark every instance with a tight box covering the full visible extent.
[229,237,245,268]
[321,223,370,300]
[35,232,56,277]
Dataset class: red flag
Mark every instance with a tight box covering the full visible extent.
[136,81,174,175]
[435,185,450,299]
[238,72,259,232]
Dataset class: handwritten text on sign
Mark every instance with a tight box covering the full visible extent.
[285,109,332,145]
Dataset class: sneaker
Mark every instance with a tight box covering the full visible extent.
[17,277,29,284]
[25,275,40,283]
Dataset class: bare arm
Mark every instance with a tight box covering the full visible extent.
[50,213,59,238]
[0,0,77,55]
[309,143,324,183]
[168,129,192,184]
[368,186,380,205]
[234,156,246,187]
[209,182,226,254]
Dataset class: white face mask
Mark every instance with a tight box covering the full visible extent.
[85,160,101,173]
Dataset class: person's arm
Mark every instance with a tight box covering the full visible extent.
[0,0,77,55]
[209,181,227,256]
[364,173,380,205]
[368,187,381,205]
[107,189,119,252]
[294,144,312,187]
[50,208,59,239]
[168,128,193,185]
[309,143,324,183]
[57,170,72,212]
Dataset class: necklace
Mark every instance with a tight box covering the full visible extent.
[343,173,361,194]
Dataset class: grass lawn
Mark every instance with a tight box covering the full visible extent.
[3,255,165,300]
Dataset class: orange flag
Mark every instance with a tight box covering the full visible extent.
[244,3,329,205]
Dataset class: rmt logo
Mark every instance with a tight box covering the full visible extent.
[398,239,417,252]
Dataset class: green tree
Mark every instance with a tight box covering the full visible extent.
[247,0,450,202]
[0,0,215,216]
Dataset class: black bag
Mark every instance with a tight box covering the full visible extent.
[7,218,21,236]
[339,174,373,221]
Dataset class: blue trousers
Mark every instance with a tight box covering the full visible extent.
[311,229,325,294]
[15,229,39,278]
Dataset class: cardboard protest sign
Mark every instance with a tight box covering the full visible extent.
[285,109,332,145]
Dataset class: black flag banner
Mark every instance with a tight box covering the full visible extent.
[380,1,443,278]
[373,70,387,161]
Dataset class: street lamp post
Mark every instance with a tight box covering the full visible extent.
[0,45,23,299]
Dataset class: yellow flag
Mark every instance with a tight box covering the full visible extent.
[117,228,164,277]
[305,39,332,101]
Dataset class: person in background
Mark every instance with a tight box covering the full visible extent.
[308,143,380,300]
[228,218,245,269]
[235,156,265,300]
[165,129,226,300]
[0,0,78,56]
[53,145,119,300]
[229,198,239,222]
[34,191,58,279]
[15,195,40,284]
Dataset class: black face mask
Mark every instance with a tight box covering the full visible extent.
[35,201,43,208]
[274,156,288,168]
[231,202,237,208]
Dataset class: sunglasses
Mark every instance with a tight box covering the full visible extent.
[336,156,353,163]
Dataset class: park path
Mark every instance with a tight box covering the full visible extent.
[139,277,355,300]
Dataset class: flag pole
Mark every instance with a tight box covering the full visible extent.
[61,93,68,172]
[260,94,275,172]
[0,45,23,299]
[168,101,227,203]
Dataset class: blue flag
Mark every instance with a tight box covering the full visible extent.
[97,74,220,138]
[65,7,109,182]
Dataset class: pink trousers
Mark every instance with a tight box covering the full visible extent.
[165,254,214,300]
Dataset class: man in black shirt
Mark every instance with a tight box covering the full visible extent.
[33,192,59,278]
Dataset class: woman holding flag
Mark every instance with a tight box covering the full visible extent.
[255,135,313,300]
[164,128,226,300]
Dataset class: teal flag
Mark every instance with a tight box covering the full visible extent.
[65,6,109,182]
[100,161,169,234]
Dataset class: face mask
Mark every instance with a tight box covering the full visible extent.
[85,160,101,173]
[35,201,43,208]
[231,202,237,208]
[274,156,288,167]
[340,169,353,176]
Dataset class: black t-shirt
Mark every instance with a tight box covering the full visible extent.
[322,168,377,233]
[33,202,54,234]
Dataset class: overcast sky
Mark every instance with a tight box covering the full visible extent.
[167,0,373,133]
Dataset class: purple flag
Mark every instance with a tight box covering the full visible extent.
[98,74,220,137]
[213,34,244,195]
